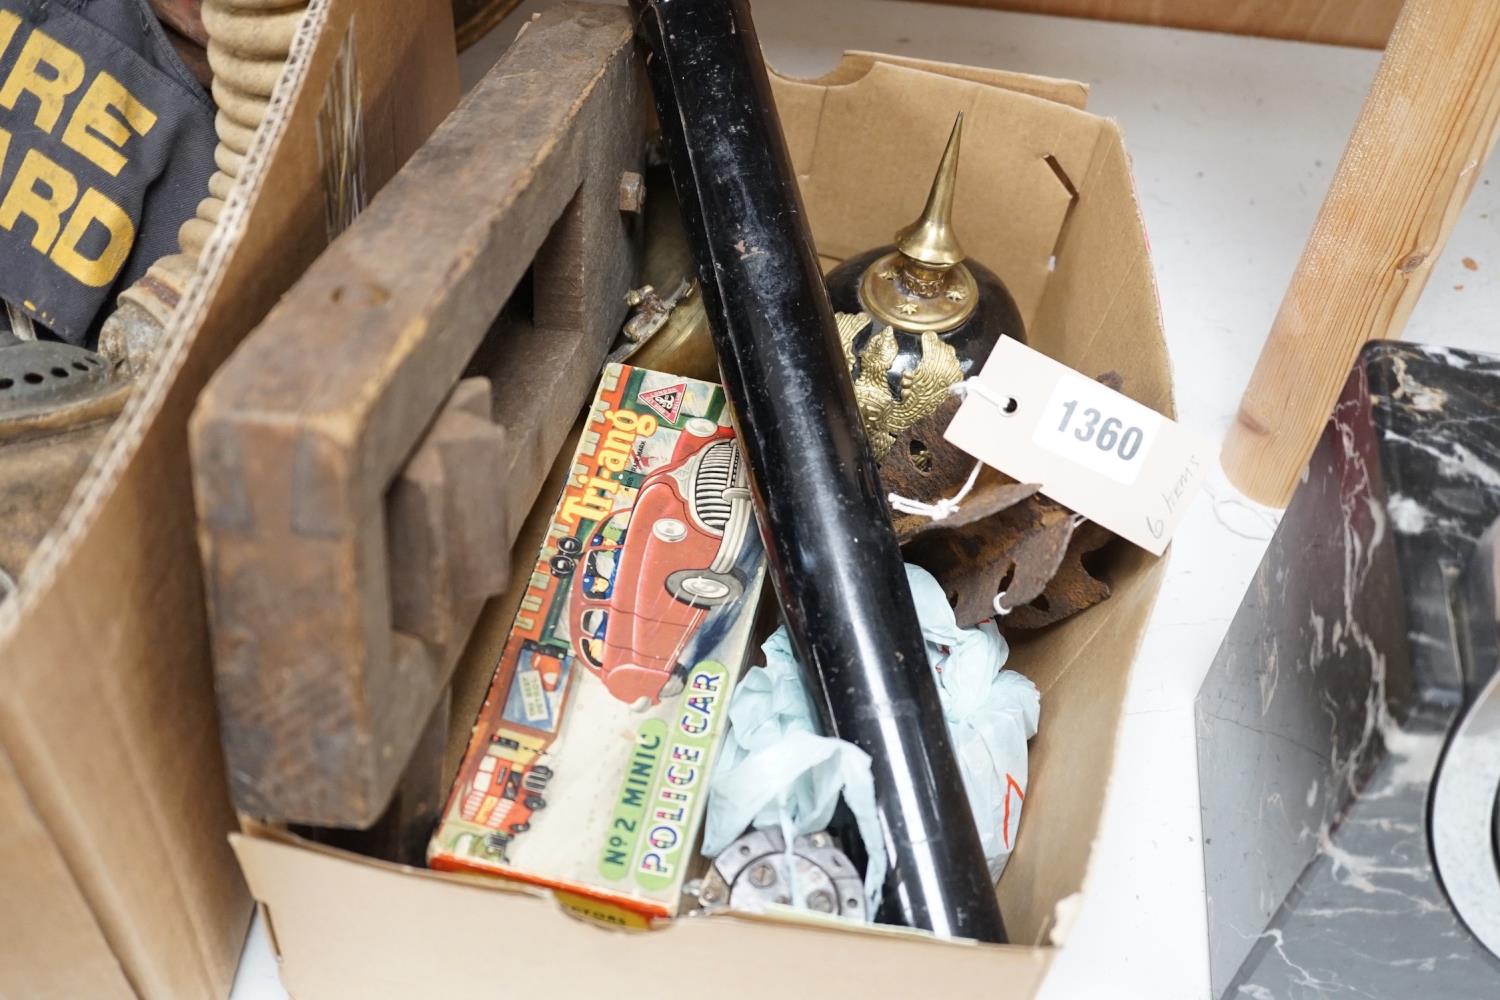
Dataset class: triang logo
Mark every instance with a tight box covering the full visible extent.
[557,407,657,526]
[638,381,686,423]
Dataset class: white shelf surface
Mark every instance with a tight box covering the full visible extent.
[233,4,1500,997]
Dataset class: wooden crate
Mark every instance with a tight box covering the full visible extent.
[0,3,458,996]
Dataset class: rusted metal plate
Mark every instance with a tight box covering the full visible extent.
[1007,520,1114,629]
[906,497,1077,627]
[894,370,1123,627]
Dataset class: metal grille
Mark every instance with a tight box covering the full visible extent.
[692,440,739,532]
[0,337,112,416]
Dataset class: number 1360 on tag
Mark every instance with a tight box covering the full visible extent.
[1031,372,1163,486]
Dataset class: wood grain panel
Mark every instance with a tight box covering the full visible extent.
[1223,0,1500,503]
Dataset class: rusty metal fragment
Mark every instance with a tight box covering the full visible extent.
[881,396,973,499]
[890,369,1126,628]
[905,498,1076,628]
[882,393,1046,543]
[1006,521,1115,629]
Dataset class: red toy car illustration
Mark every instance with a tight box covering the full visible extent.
[565,418,753,705]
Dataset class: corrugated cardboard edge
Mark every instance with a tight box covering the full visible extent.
[0,1,459,996]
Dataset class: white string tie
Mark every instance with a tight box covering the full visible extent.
[886,378,1016,523]
[953,376,1013,412]
[888,459,983,521]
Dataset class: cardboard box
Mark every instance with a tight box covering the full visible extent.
[430,364,766,917]
[231,12,1172,998]
[0,3,458,997]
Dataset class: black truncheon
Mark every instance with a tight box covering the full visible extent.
[630,0,1007,942]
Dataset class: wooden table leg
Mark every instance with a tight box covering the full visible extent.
[1222,0,1500,506]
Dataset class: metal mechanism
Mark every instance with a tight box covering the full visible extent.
[694,828,866,921]
[0,335,114,418]
[609,279,694,364]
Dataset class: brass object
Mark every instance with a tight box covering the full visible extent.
[857,114,977,335]
[620,287,716,380]
[618,280,693,350]
[610,165,720,382]
[826,109,1023,500]
[837,311,962,460]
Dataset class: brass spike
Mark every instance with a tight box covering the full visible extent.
[895,112,965,268]
[855,111,977,333]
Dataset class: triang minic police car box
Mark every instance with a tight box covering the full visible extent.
[428,364,766,918]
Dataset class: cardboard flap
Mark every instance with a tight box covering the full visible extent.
[999,549,1169,945]
[1031,123,1174,418]
[771,59,1102,324]
[800,51,1090,110]
[233,832,1055,998]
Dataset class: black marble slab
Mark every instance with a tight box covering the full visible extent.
[1197,342,1500,998]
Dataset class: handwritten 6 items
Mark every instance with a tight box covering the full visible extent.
[945,337,1214,556]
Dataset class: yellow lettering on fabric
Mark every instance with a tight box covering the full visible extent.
[51,187,134,287]
[0,12,20,60]
[0,29,85,133]
[62,71,157,176]
[0,148,78,252]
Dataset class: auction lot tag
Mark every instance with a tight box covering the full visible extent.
[945,338,1213,555]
